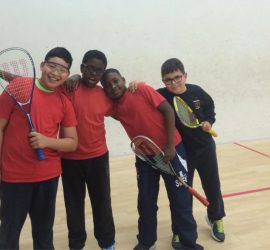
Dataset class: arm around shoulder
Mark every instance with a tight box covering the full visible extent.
[0,70,18,82]
[64,74,82,92]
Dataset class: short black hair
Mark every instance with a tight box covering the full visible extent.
[161,58,185,77]
[82,50,107,68]
[45,47,73,69]
[100,68,121,86]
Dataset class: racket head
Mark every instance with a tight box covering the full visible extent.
[0,48,45,161]
[130,136,209,206]
[173,96,200,128]
[130,135,174,176]
[173,96,219,137]
[0,47,36,105]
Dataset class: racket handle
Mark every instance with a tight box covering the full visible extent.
[187,186,209,207]
[36,148,45,160]
[28,125,45,160]
[208,129,218,137]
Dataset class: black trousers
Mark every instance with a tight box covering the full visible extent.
[0,177,59,250]
[61,152,115,249]
[187,140,225,221]
[135,143,199,248]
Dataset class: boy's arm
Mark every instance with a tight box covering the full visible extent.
[128,81,145,93]
[64,74,81,92]
[28,126,78,152]
[0,70,18,82]
[157,100,176,162]
[194,85,216,125]
[0,118,8,180]
[200,88,216,133]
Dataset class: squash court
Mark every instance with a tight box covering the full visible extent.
[20,139,270,250]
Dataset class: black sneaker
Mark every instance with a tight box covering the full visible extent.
[102,244,115,250]
[172,234,182,249]
[133,243,156,250]
[171,234,204,250]
[205,216,225,242]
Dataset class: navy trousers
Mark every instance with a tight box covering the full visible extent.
[187,140,225,221]
[0,177,59,250]
[135,142,199,248]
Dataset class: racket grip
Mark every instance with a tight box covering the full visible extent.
[209,129,218,137]
[188,186,209,207]
[29,126,45,160]
[35,148,45,160]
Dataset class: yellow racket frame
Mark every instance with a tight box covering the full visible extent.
[173,96,218,137]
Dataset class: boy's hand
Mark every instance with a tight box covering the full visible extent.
[201,121,212,133]
[128,81,144,93]
[163,144,176,163]
[28,131,48,149]
[65,74,81,92]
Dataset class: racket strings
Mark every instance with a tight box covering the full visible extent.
[1,58,30,77]
[131,135,209,206]
[0,57,33,104]
[6,78,33,104]
[132,138,173,175]
[175,99,198,126]
[10,60,22,76]
[19,59,29,76]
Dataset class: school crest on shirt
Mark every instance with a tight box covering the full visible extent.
[193,100,201,110]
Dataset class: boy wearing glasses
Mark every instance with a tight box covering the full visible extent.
[157,58,225,243]
[60,50,115,250]
[0,47,78,249]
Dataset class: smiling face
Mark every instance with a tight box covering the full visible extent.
[39,57,70,90]
[162,69,187,94]
[101,70,126,99]
[81,58,106,88]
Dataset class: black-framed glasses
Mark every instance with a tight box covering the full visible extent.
[162,75,183,86]
[45,61,69,74]
[82,63,104,76]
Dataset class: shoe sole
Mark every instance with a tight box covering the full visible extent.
[205,215,224,242]
[134,243,156,250]
[148,244,156,250]
[149,244,156,250]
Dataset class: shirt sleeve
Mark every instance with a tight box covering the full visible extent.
[104,95,115,117]
[57,84,73,102]
[0,91,16,120]
[197,86,216,124]
[137,83,166,108]
[60,96,78,127]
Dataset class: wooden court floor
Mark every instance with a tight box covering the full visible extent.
[20,139,270,250]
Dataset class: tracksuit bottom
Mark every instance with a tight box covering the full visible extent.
[187,140,226,221]
[61,151,115,249]
[135,142,200,248]
[0,177,59,250]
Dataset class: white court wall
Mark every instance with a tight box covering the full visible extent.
[1,0,270,156]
